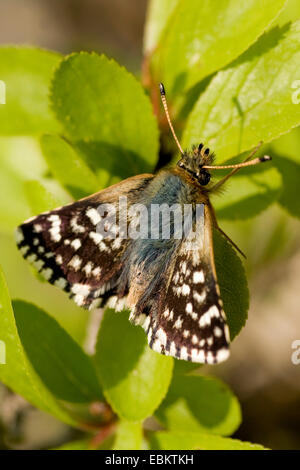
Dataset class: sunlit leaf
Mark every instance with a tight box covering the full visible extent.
[40,134,99,199]
[183,22,300,161]
[148,431,267,450]
[13,300,103,403]
[95,309,173,421]
[154,0,286,96]
[24,180,61,215]
[0,268,77,426]
[113,421,143,450]
[156,374,241,435]
[143,0,180,53]
[0,47,61,135]
[50,53,159,187]
[212,165,282,221]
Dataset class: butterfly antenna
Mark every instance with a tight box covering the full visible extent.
[206,142,272,191]
[159,83,184,155]
[203,155,271,170]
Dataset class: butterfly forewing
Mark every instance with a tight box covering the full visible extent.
[16,174,153,309]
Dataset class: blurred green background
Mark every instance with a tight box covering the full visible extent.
[0,0,300,450]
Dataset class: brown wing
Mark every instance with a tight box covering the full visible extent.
[16,174,153,309]
[129,204,230,364]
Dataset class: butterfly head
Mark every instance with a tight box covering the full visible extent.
[177,144,214,186]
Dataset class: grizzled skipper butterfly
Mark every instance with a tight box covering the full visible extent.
[15,83,271,364]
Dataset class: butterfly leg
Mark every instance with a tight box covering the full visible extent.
[215,224,246,259]
[207,201,246,259]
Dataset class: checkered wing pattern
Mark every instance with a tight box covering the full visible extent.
[16,175,153,309]
[135,205,230,364]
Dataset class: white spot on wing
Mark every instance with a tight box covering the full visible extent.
[179,346,188,361]
[186,303,193,314]
[71,238,82,250]
[191,348,205,363]
[34,224,42,233]
[92,267,101,277]
[156,328,167,347]
[215,348,230,363]
[214,326,223,338]
[199,305,220,327]
[192,334,198,345]
[71,283,91,296]
[41,268,53,280]
[83,262,93,276]
[193,291,206,303]
[20,245,30,256]
[54,278,68,289]
[68,255,82,271]
[193,271,204,284]
[56,255,63,265]
[15,228,24,244]
[174,316,183,329]
[86,207,101,225]
[70,216,85,234]
[48,214,62,242]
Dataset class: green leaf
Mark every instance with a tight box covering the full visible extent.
[0,267,77,426]
[24,180,61,215]
[0,47,61,135]
[271,125,300,163]
[172,358,201,375]
[55,436,115,450]
[114,421,143,450]
[13,300,103,403]
[0,137,46,232]
[40,134,100,199]
[50,53,159,186]
[143,0,180,53]
[95,309,173,421]
[0,164,31,232]
[148,431,267,450]
[183,21,300,161]
[155,374,241,436]
[214,229,249,340]
[155,0,286,96]
[0,136,69,232]
[55,439,90,450]
[272,154,300,218]
[212,164,282,220]
[276,0,300,26]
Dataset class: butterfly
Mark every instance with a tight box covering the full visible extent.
[15,83,271,364]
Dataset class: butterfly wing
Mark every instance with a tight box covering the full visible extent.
[16,174,153,309]
[132,204,230,364]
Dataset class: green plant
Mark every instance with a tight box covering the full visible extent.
[0,0,300,450]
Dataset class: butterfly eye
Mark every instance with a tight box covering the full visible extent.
[199,169,211,186]
[204,148,210,156]
[198,143,204,152]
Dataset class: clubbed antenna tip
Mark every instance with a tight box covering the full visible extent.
[159,82,166,96]
[159,82,184,155]
[260,155,272,162]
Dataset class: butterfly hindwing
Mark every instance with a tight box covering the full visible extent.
[131,203,230,364]
[16,174,153,309]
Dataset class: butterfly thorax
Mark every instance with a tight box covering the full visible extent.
[176,144,215,187]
